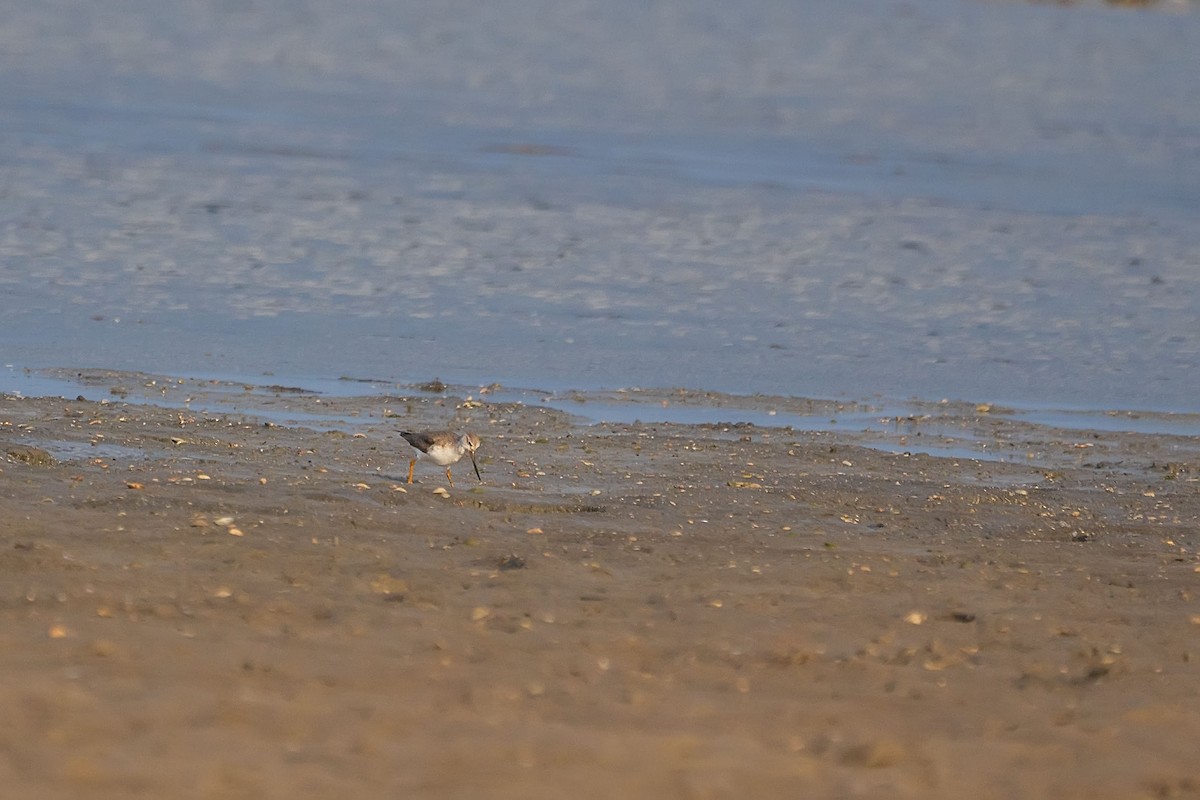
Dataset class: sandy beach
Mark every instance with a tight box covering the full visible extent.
[2,374,1199,798]
[3,0,1199,795]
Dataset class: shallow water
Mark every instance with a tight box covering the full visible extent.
[2,0,1198,412]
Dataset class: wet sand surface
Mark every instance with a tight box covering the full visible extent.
[3,373,1200,798]
[4,1,1199,796]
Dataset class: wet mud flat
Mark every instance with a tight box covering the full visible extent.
[2,377,1200,799]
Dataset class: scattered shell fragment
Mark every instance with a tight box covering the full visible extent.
[526,527,544,535]
[370,575,409,596]
[126,482,144,490]
[48,624,70,639]
[470,606,492,622]
[226,527,244,537]
[91,639,118,657]
[214,516,235,527]
[905,611,927,625]
[390,484,408,493]
[840,740,905,769]
[352,482,370,491]
[433,487,450,497]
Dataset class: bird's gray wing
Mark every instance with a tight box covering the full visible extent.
[399,431,435,452]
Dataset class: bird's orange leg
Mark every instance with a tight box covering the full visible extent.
[407,459,416,484]
[445,467,455,487]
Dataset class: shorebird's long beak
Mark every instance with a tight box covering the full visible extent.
[471,451,482,482]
